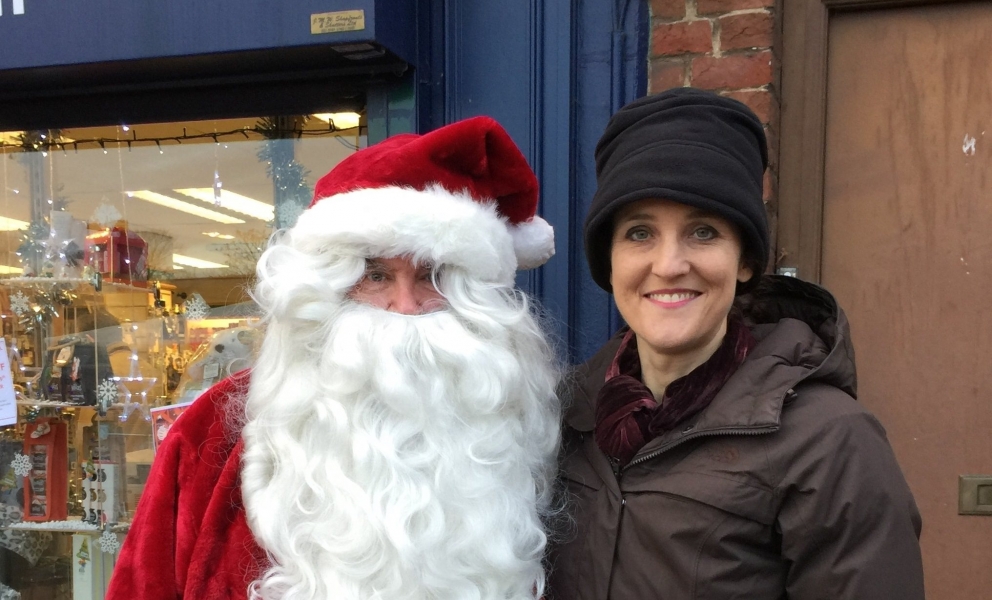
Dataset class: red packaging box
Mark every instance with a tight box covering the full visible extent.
[84,222,148,286]
[23,418,69,522]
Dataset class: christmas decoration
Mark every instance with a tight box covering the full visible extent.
[257,116,314,229]
[91,202,123,228]
[276,200,306,228]
[97,379,119,412]
[183,293,210,321]
[98,528,121,554]
[10,454,31,478]
[77,537,90,572]
[8,291,29,317]
[15,220,50,276]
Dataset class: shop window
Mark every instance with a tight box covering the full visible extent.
[0,114,363,599]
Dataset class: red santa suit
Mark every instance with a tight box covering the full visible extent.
[106,370,265,600]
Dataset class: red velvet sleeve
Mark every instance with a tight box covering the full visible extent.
[105,412,186,600]
[106,371,252,600]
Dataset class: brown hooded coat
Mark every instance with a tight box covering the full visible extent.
[548,276,924,599]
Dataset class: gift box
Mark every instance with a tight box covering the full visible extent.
[84,221,148,286]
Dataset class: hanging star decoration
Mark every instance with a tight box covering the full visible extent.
[183,293,210,321]
[9,291,30,317]
[11,454,32,478]
[91,203,123,228]
[97,529,121,554]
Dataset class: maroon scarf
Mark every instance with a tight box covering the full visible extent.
[594,316,756,466]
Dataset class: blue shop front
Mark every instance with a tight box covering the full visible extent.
[0,1,644,597]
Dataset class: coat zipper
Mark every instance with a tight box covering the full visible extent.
[625,424,778,471]
[605,457,626,600]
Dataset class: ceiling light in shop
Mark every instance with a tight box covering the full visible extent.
[0,216,29,231]
[126,191,245,225]
[312,112,361,130]
[172,254,228,269]
[0,265,23,275]
[202,231,236,240]
[174,188,274,222]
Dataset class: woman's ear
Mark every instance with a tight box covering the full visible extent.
[737,254,754,283]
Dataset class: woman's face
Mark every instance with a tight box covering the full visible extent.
[610,198,752,363]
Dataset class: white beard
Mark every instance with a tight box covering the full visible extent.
[240,299,560,600]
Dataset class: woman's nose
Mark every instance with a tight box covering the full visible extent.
[651,239,691,278]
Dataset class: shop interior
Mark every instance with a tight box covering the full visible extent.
[0,113,364,599]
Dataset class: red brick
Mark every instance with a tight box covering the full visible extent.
[650,60,686,92]
[690,51,773,90]
[651,0,686,20]
[720,12,774,50]
[652,20,712,56]
[762,168,775,202]
[697,0,774,16]
[722,89,774,123]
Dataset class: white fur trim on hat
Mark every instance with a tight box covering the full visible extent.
[292,185,520,284]
[510,217,555,270]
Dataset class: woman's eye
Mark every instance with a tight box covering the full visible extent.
[627,228,650,241]
[692,226,717,240]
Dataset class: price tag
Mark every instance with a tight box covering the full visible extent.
[311,10,365,34]
[0,339,16,427]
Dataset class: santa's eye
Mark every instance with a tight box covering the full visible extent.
[366,270,387,283]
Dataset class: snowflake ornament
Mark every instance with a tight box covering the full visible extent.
[276,201,306,228]
[183,293,210,321]
[11,453,32,478]
[97,529,121,554]
[91,203,122,228]
[9,291,30,317]
[96,379,119,411]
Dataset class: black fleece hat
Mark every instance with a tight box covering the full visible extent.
[584,87,769,293]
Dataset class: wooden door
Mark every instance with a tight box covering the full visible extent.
[820,4,992,598]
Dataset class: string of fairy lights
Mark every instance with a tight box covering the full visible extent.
[0,123,363,155]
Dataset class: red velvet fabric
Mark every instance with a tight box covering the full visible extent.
[311,116,539,224]
[594,317,756,465]
[106,370,266,600]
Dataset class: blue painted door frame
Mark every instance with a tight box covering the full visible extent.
[394,0,648,363]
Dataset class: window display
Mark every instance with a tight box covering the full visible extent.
[0,114,363,599]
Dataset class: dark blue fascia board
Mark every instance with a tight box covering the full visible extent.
[0,0,415,70]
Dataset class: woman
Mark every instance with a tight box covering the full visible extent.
[548,88,925,599]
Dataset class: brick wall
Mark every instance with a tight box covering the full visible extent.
[649,0,780,270]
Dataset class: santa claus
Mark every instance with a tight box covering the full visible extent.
[106,117,560,600]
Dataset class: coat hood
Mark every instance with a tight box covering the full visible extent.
[564,275,858,434]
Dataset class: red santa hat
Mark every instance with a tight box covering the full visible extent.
[295,116,555,285]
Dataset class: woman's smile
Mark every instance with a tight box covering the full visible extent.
[644,289,701,307]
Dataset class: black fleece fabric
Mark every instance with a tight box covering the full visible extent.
[585,87,769,292]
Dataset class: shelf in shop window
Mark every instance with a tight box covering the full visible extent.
[15,400,126,410]
[2,520,131,535]
[1,276,150,294]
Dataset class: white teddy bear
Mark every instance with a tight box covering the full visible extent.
[174,327,257,403]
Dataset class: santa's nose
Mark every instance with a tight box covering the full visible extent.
[388,282,424,315]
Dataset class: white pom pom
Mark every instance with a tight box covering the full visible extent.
[510,217,555,270]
